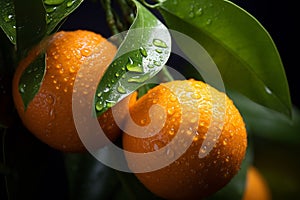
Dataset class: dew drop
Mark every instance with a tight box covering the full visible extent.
[126,57,143,73]
[81,48,91,56]
[196,8,203,16]
[46,15,53,24]
[223,139,228,146]
[153,61,161,66]
[199,145,207,155]
[265,86,272,94]
[139,47,148,57]
[19,84,26,93]
[225,156,230,162]
[140,118,146,125]
[106,100,116,108]
[66,0,75,7]
[191,92,201,99]
[127,74,150,83]
[167,107,175,115]
[189,12,195,18]
[166,148,175,159]
[169,95,177,102]
[97,92,102,97]
[153,39,167,48]
[44,0,64,6]
[206,19,212,25]
[95,101,105,111]
[4,14,14,22]
[46,6,57,13]
[168,128,175,135]
[103,87,110,93]
[155,49,163,54]
[45,95,54,104]
[147,64,154,68]
[117,85,126,94]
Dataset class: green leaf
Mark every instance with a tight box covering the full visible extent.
[230,91,300,144]
[0,0,16,44]
[64,153,120,200]
[44,0,84,34]
[94,0,171,116]
[14,0,47,57]
[114,171,163,200]
[0,0,84,46]
[158,0,291,117]
[18,53,46,109]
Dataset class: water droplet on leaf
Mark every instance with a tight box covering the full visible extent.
[126,57,143,73]
[44,0,64,6]
[66,0,75,7]
[95,101,105,111]
[153,39,167,48]
[139,47,148,57]
[127,74,150,83]
[117,85,126,94]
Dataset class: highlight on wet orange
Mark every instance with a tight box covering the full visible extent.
[123,79,248,200]
[243,166,271,200]
[12,30,128,152]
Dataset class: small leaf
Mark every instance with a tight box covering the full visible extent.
[159,0,292,117]
[94,0,171,116]
[14,0,47,58]
[18,53,46,109]
[44,0,84,34]
[0,0,16,44]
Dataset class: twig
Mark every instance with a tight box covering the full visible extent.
[100,0,119,35]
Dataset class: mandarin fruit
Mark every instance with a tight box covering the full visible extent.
[243,166,271,200]
[13,30,127,152]
[123,79,247,200]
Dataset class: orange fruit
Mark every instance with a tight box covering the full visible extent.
[123,79,247,200]
[243,166,271,200]
[13,30,127,152]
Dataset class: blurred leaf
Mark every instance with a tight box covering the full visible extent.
[18,53,46,109]
[15,0,46,57]
[0,0,16,44]
[158,0,291,117]
[44,0,84,34]
[230,91,300,144]
[113,171,162,200]
[95,0,171,116]
[64,153,120,200]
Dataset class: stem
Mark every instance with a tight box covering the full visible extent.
[100,0,119,35]
[117,0,135,25]
[159,65,174,82]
